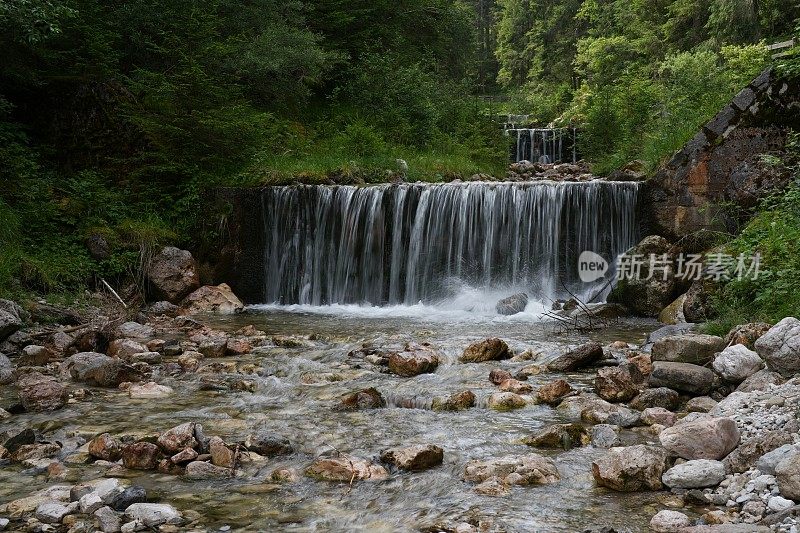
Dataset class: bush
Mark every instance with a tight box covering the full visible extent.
[706,175,800,333]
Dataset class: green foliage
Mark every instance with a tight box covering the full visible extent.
[494,0,794,172]
[0,0,499,297]
[565,43,769,173]
[706,178,800,332]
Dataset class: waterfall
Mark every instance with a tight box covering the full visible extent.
[258,181,639,307]
[505,127,577,164]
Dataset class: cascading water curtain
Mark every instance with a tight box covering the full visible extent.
[260,181,639,306]
[507,128,577,163]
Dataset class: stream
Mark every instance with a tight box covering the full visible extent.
[0,304,675,532]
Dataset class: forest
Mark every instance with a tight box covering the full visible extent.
[1,0,799,307]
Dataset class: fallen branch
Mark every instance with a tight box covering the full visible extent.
[100,278,128,309]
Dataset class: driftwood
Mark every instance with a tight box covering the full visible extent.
[541,280,616,333]
[100,278,128,309]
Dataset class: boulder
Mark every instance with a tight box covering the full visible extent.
[181,284,244,315]
[591,445,668,491]
[582,401,640,427]
[3,429,35,454]
[115,322,155,342]
[380,444,443,471]
[557,393,610,419]
[594,364,643,402]
[209,436,234,468]
[0,353,15,384]
[21,345,56,365]
[124,503,182,527]
[686,396,718,413]
[659,417,740,460]
[712,344,764,382]
[17,372,68,412]
[198,336,228,358]
[170,448,198,464]
[89,434,123,461]
[725,430,793,473]
[35,502,70,524]
[535,379,573,405]
[662,459,726,488]
[648,361,715,396]
[148,301,180,316]
[157,423,197,454]
[387,344,440,377]
[489,368,512,385]
[754,317,800,376]
[459,338,512,363]
[651,334,726,365]
[758,443,800,475]
[431,390,475,411]
[146,246,200,303]
[607,236,677,317]
[641,407,676,427]
[0,299,24,341]
[498,378,532,394]
[63,352,142,387]
[337,388,385,410]
[496,293,529,315]
[736,369,785,392]
[487,392,526,411]
[776,453,800,501]
[463,453,560,486]
[522,423,588,449]
[107,339,147,359]
[591,424,621,448]
[306,455,388,482]
[682,279,718,323]
[725,322,772,350]
[658,294,687,325]
[128,382,173,399]
[650,510,691,533]
[94,506,121,533]
[121,442,160,470]
[547,342,604,372]
[185,460,231,480]
[629,387,680,411]
[244,432,293,457]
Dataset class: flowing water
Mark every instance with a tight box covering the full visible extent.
[0,308,672,533]
[505,128,577,164]
[259,181,638,308]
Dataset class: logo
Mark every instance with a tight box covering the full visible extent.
[578,251,609,283]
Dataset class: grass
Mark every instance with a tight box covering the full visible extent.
[237,130,509,186]
[702,176,800,334]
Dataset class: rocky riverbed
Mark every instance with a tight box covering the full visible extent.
[2,288,800,532]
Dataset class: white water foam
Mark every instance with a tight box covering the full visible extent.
[249,283,552,323]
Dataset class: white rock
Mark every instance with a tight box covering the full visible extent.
[124,503,181,527]
[34,502,70,524]
[120,520,142,533]
[659,417,740,460]
[662,459,727,489]
[95,506,122,533]
[754,317,800,376]
[758,445,800,475]
[128,382,173,399]
[79,492,104,514]
[768,495,794,512]
[0,518,8,530]
[92,478,125,503]
[712,344,764,382]
[649,510,691,532]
